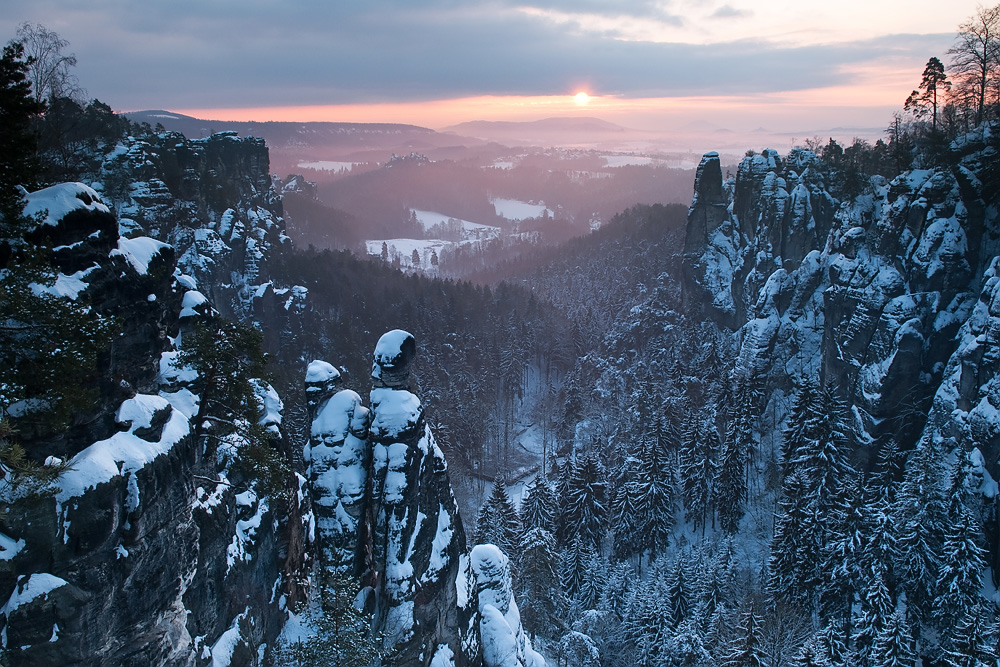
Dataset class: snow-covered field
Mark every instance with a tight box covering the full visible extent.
[411,209,499,235]
[492,198,553,221]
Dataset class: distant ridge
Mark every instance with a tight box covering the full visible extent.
[124,109,436,138]
[443,116,632,135]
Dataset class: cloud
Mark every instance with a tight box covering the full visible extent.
[710,5,751,20]
[0,1,954,112]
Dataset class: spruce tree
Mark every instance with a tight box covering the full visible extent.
[564,453,607,552]
[767,470,814,608]
[892,443,947,627]
[516,527,564,640]
[940,609,999,667]
[520,474,557,534]
[680,412,717,534]
[720,603,765,667]
[634,435,675,561]
[474,475,522,556]
[868,610,915,667]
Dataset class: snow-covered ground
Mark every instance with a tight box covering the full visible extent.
[492,198,553,221]
[411,209,499,235]
[365,239,449,269]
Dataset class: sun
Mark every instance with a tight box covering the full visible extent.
[574,91,591,106]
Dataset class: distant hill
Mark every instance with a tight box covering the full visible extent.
[440,116,647,147]
[122,110,483,176]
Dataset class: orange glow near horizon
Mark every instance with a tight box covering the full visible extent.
[167,61,914,134]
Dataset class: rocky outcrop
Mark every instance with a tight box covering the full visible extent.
[682,128,999,457]
[309,330,478,665]
[1,189,299,666]
[307,331,547,666]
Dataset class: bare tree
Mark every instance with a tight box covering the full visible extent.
[14,22,84,103]
[948,4,1000,125]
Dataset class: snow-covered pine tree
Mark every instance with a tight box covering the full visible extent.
[770,385,854,614]
[554,457,576,546]
[819,473,866,632]
[565,453,608,552]
[520,474,557,534]
[892,443,947,628]
[767,470,815,608]
[665,551,695,630]
[680,411,718,535]
[716,423,748,535]
[634,434,675,562]
[516,526,565,640]
[475,475,522,556]
[940,608,999,667]
[868,609,915,667]
[780,380,821,478]
[610,456,643,562]
[720,602,766,667]
[562,534,600,602]
[851,562,896,666]
[934,459,988,627]
[813,622,849,667]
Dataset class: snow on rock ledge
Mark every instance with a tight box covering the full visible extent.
[23,183,110,226]
[56,394,190,503]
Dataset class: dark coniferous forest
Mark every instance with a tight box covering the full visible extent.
[2,7,1000,667]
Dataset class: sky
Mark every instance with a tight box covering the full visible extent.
[1,0,981,138]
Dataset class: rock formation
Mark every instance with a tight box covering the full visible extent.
[307,331,547,667]
[681,127,999,466]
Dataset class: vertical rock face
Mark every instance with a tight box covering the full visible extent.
[367,330,478,666]
[306,360,371,574]
[308,331,481,666]
[683,152,740,327]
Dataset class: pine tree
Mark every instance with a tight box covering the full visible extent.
[475,475,522,556]
[633,435,675,562]
[274,568,382,666]
[716,424,748,534]
[813,622,849,667]
[868,610,915,667]
[720,603,765,667]
[680,413,717,534]
[892,443,947,627]
[767,470,814,608]
[665,553,694,630]
[516,527,564,640]
[851,563,895,666]
[564,454,607,552]
[771,385,854,613]
[562,534,599,601]
[934,467,987,626]
[780,381,820,478]
[554,457,576,546]
[610,457,643,562]
[940,609,999,667]
[0,41,45,228]
[904,57,951,134]
[520,474,557,534]
[819,474,866,630]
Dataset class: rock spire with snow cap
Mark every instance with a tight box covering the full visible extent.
[306,360,371,576]
[372,328,417,389]
[367,329,480,666]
